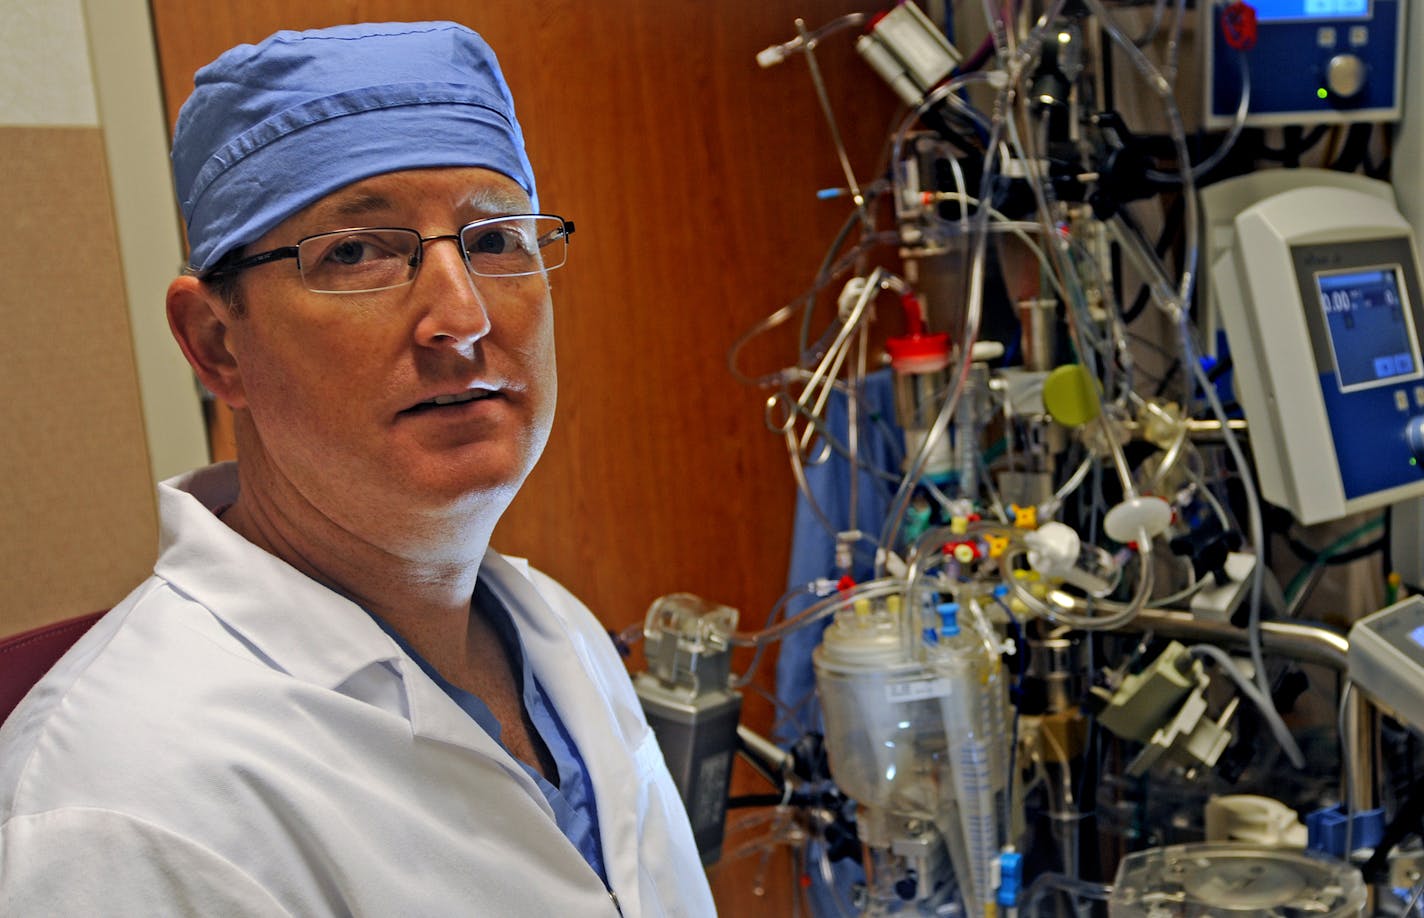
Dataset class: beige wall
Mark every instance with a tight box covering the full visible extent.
[0,0,205,636]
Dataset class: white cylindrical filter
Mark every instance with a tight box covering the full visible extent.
[1024,521,1121,596]
[890,348,950,431]
[888,330,953,482]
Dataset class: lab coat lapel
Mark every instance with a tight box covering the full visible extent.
[394,643,557,823]
[481,553,647,918]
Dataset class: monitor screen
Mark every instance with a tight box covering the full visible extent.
[1412,623,1424,649]
[1250,0,1370,20]
[1316,265,1421,390]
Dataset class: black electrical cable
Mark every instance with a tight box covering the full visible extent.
[1101,17,1115,115]
[953,32,996,78]
[1280,126,1304,169]
[727,793,803,809]
[1169,297,1235,395]
[1153,358,1181,397]
[1075,709,1104,883]
[1383,505,1395,583]
[1283,535,1328,565]
[1320,537,1387,567]
[1284,524,1387,567]
[1121,193,1185,325]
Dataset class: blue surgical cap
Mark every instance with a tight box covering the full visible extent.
[172,22,537,271]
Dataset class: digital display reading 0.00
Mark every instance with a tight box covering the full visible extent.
[1316,266,1419,390]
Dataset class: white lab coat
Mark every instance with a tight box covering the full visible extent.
[0,464,715,917]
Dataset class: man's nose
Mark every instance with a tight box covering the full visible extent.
[411,236,492,350]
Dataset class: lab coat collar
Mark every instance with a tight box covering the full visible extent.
[154,464,404,694]
[154,465,557,812]
[157,465,660,866]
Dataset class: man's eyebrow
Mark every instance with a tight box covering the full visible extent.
[466,185,532,216]
[319,192,396,222]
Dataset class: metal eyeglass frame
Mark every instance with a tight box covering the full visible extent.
[200,213,575,293]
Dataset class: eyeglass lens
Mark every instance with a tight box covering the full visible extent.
[296,216,568,294]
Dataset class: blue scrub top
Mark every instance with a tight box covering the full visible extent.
[368,583,609,886]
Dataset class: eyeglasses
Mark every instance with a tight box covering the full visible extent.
[202,214,575,294]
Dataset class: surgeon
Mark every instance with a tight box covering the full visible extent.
[0,21,714,917]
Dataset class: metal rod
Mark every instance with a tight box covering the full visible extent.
[795,19,868,218]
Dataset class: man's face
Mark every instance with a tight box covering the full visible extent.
[218,166,557,538]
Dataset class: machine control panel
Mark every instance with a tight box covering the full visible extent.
[1291,241,1424,499]
[1205,0,1404,126]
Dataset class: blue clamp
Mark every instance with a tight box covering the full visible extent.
[936,602,961,638]
[997,851,1022,907]
[1306,805,1384,858]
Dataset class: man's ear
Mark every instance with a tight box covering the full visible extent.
[166,276,248,409]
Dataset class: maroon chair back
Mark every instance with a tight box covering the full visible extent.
[0,611,105,726]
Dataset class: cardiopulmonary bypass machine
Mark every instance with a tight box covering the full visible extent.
[629,2,1424,916]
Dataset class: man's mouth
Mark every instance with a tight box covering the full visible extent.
[403,389,498,414]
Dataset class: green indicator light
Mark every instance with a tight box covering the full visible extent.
[1412,457,1418,466]
[1317,88,1329,100]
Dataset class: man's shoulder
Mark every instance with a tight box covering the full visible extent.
[0,581,282,819]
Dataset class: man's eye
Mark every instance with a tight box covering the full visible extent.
[314,233,406,267]
[471,229,515,255]
[327,239,370,265]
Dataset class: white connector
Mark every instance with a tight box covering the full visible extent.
[756,43,792,69]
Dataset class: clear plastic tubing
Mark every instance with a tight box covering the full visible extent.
[727,578,904,648]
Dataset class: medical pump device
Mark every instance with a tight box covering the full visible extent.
[627,2,1424,915]
[1211,173,1424,524]
[1203,0,1406,127]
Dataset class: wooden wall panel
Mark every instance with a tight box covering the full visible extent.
[0,127,159,635]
